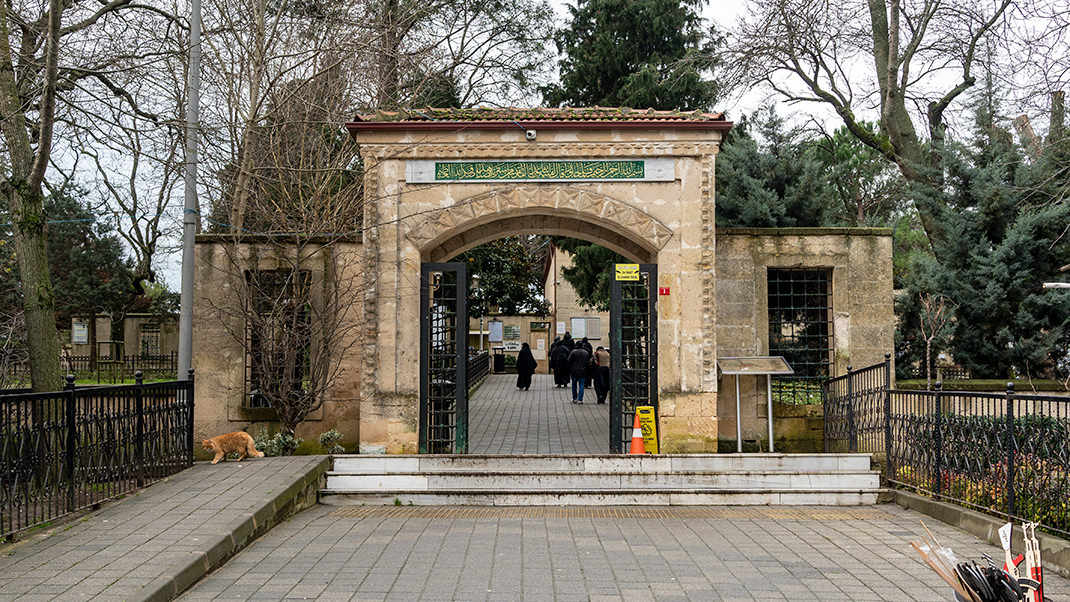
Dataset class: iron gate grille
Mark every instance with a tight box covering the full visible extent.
[610,264,658,453]
[768,268,833,404]
[419,263,468,454]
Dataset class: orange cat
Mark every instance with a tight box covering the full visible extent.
[202,431,264,464]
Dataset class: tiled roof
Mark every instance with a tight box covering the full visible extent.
[354,107,726,123]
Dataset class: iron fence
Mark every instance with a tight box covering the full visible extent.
[466,352,489,390]
[2,352,179,388]
[825,358,1070,538]
[0,371,194,539]
[822,355,892,454]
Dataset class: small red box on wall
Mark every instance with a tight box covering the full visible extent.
[658,287,670,296]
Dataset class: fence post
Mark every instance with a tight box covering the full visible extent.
[822,379,830,453]
[134,371,144,486]
[933,381,943,497]
[186,369,195,464]
[1005,381,1016,519]
[846,365,856,453]
[64,375,76,511]
[883,353,893,484]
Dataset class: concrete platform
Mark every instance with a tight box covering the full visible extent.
[0,456,327,602]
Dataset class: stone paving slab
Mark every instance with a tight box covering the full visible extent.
[177,503,1070,602]
[0,456,327,602]
[470,374,609,454]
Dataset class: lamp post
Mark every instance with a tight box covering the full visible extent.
[177,0,202,380]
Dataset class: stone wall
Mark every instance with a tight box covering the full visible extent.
[714,228,895,450]
[192,237,364,454]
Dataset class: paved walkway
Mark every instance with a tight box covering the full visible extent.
[0,456,326,602]
[178,504,1070,602]
[469,374,609,454]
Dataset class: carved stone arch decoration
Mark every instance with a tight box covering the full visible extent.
[402,186,674,263]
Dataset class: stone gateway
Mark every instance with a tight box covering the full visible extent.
[192,107,894,455]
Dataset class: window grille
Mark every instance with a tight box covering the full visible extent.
[139,325,161,356]
[767,268,833,404]
[244,270,312,408]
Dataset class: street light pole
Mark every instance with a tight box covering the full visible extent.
[177,0,202,380]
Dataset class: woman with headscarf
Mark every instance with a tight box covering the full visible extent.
[550,339,571,387]
[515,342,538,391]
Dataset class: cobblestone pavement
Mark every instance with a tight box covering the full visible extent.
[469,374,609,454]
[179,504,1070,602]
[0,456,325,602]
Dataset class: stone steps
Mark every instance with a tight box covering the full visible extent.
[321,454,882,506]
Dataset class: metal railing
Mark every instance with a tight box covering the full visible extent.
[1,371,194,539]
[466,351,490,390]
[825,357,1070,538]
[823,355,892,454]
[2,352,179,388]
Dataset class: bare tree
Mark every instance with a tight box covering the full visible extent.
[721,0,1012,251]
[918,293,954,390]
[204,64,365,438]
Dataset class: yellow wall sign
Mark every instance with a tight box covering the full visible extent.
[615,263,640,281]
[636,405,658,454]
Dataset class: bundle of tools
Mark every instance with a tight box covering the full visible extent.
[911,521,1048,602]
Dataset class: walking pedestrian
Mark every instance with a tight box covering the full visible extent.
[567,344,590,403]
[593,346,611,404]
[515,343,537,391]
[579,337,594,388]
[550,339,570,387]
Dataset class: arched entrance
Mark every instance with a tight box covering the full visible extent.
[348,108,729,454]
[414,188,666,453]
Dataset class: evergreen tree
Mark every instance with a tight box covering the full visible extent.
[715,107,836,227]
[542,0,720,111]
[1,189,135,329]
[909,99,1070,379]
[460,236,550,318]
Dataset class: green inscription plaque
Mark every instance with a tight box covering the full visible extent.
[434,160,644,181]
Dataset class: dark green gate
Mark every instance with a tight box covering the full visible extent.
[419,263,468,453]
[610,264,658,453]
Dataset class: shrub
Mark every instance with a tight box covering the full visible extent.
[317,429,345,454]
[253,429,303,456]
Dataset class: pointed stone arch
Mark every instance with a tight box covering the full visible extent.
[402,186,674,262]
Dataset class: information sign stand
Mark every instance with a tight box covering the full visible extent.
[716,357,794,452]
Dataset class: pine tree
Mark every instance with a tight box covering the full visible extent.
[912,96,1070,379]
[541,0,720,110]
[715,107,836,227]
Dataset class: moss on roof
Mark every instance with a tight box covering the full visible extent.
[355,106,726,123]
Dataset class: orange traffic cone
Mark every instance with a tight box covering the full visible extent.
[629,413,645,454]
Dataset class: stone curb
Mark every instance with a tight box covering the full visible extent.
[130,457,329,602]
[895,490,1070,579]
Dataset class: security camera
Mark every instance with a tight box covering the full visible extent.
[525,129,537,141]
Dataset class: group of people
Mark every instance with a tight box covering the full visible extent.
[548,333,611,404]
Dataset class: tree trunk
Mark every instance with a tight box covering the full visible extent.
[925,339,932,391]
[7,186,63,392]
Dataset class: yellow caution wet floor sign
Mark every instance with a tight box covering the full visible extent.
[636,405,658,454]
[615,263,639,281]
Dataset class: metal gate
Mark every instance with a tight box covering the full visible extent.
[610,264,658,453]
[419,263,468,453]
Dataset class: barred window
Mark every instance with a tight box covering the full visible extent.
[245,270,312,408]
[767,268,833,404]
[139,324,160,356]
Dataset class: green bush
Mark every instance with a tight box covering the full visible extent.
[317,429,345,454]
[253,429,303,456]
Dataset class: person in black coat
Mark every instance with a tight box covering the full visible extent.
[550,340,571,387]
[579,337,594,388]
[515,343,538,391]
